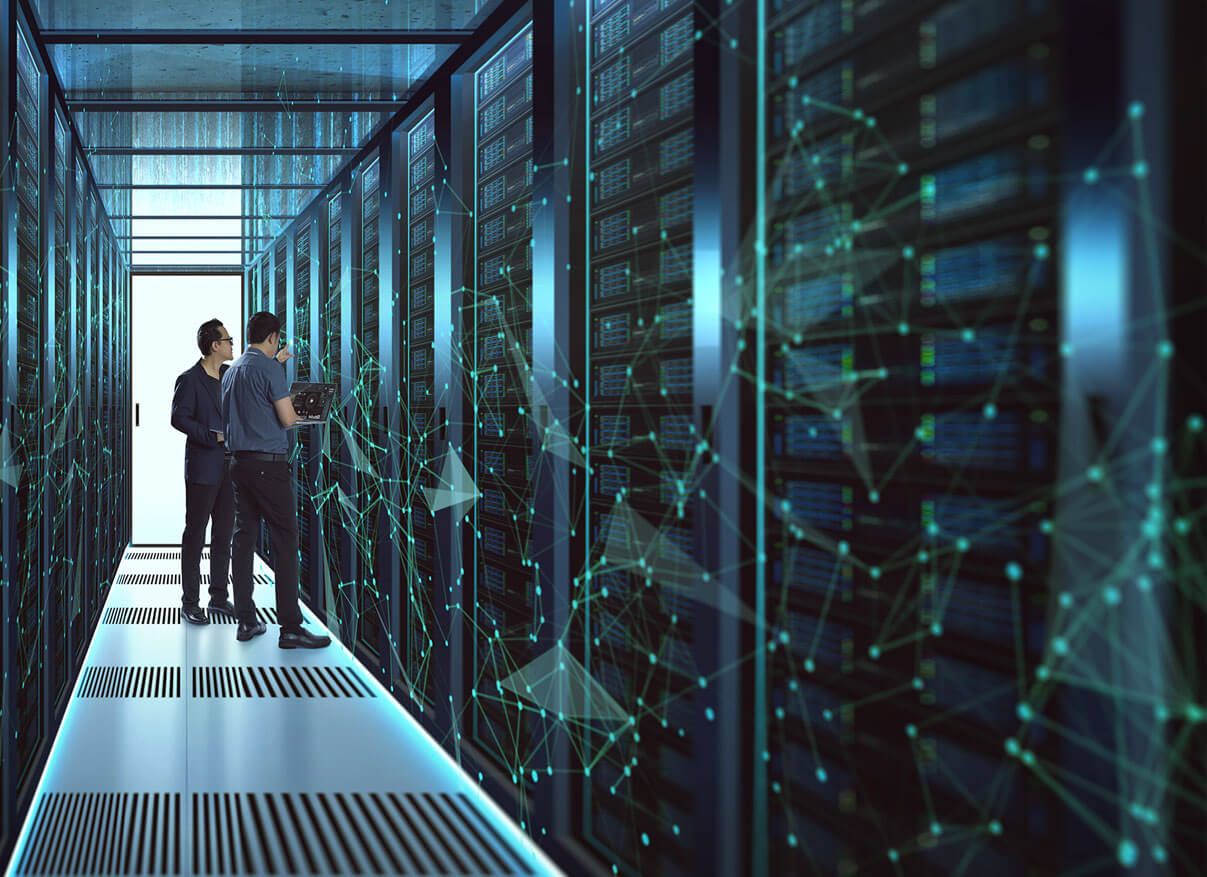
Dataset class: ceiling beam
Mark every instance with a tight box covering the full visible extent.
[68,99,400,113]
[99,183,325,189]
[40,28,472,45]
[117,235,271,240]
[109,214,295,219]
[131,265,246,274]
[89,146,357,156]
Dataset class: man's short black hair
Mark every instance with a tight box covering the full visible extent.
[247,311,281,345]
[197,318,224,356]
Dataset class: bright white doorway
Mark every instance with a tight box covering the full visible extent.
[131,274,243,543]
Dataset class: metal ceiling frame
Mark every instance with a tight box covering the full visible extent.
[68,99,404,112]
[238,0,531,271]
[109,214,295,219]
[89,147,360,155]
[98,183,325,189]
[116,235,269,239]
[131,265,244,274]
[39,28,473,44]
[23,4,504,271]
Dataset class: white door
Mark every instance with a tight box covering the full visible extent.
[131,274,243,543]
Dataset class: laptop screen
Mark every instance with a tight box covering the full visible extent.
[289,382,338,423]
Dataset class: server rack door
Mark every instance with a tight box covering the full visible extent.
[11,20,46,799]
[100,233,111,577]
[259,250,271,312]
[62,138,80,679]
[403,107,441,709]
[467,21,538,786]
[293,219,318,607]
[71,159,89,663]
[88,193,102,625]
[256,244,272,594]
[319,189,346,625]
[47,98,71,718]
[274,238,287,319]
[580,0,703,870]
[758,0,1063,871]
[258,249,275,568]
[352,153,388,668]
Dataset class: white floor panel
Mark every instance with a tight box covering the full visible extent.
[35,700,188,792]
[5,545,562,877]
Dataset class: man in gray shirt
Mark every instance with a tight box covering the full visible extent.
[220,311,330,649]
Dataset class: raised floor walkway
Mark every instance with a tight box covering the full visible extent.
[5,545,561,877]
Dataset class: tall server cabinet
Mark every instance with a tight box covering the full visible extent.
[47,111,71,713]
[294,218,319,607]
[579,0,712,872]
[350,153,390,669]
[320,189,347,622]
[468,22,539,790]
[70,158,90,666]
[2,7,131,857]
[9,23,46,804]
[759,0,1065,871]
[402,108,444,711]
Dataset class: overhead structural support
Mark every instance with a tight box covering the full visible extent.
[116,235,270,240]
[110,214,296,220]
[99,183,326,190]
[69,99,401,113]
[132,265,246,274]
[39,28,472,44]
[89,147,359,156]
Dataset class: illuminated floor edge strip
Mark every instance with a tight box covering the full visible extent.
[4,544,564,877]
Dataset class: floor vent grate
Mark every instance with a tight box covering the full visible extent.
[192,666,375,698]
[125,550,209,560]
[17,792,182,874]
[78,666,182,697]
[103,608,278,625]
[206,608,279,626]
[116,573,271,585]
[192,792,534,874]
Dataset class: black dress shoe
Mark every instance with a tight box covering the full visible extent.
[279,627,332,649]
[207,600,238,617]
[182,606,209,625]
[236,619,267,641]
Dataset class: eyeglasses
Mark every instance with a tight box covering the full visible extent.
[218,336,234,344]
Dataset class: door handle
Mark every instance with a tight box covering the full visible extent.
[135,403,140,426]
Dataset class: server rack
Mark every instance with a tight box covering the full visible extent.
[468,21,538,786]
[320,187,348,627]
[759,0,1063,870]
[579,0,712,871]
[294,217,319,607]
[70,157,89,667]
[47,110,70,714]
[11,22,45,802]
[403,107,443,710]
[1,6,131,856]
[351,153,390,668]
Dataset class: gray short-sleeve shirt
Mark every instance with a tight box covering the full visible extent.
[221,347,290,454]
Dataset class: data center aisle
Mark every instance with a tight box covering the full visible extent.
[6,547,561,877]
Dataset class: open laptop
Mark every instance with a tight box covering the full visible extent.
[289,382,338,424]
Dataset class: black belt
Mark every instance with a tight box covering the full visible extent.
[234,451,289,463]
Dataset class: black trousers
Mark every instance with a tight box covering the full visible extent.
[181,459,234,608]
[230,456,304,629]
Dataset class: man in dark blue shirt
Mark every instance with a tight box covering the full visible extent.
[221,311,330,649]
[170,318,238,624]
